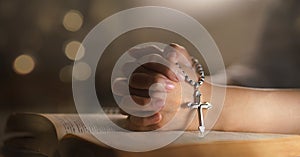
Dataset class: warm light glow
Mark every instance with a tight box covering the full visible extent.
[73,62,92,81]
[59,65,73,82]
[13,54,35,75]
[63,10,83,32]
[64,40,85,60]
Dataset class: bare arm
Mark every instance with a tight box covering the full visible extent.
[112,44,300,134]
[211,85,300,134]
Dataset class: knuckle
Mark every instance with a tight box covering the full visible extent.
[141,98,150,105]
[129,73,138,85]
[133,96,149,106]
[165,69,175,77]
[130,116,148,127]
[140,118,148,126]
[171,43,186,51]
[153,76,163,83]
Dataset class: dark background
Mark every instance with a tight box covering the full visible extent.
[0,0,282,149]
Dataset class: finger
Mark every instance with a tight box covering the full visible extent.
[128,45,163,59]
[131,95,150,106]
[112,77,129,96]
[129,87,168,107]
[129,87,149,98]
[128,113,162,127]
[163,43,192,67]
[125,52,185,82]
[119,95,164,115]
[137,53,168,66]
[127,122,160,131]
[129,86,168,100]
[170,43,191,61]
[136,50,185,82]
[121,61,142,77]
[141,62,184,82]
[121,62,151,78]
[132,95,165,110]
[129,72,175,91]
[123,60,183,82]
[111,77,165,98]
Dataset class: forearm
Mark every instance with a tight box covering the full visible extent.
[213,85,300,134]
[119,43,300,134]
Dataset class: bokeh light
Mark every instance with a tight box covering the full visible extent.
[73,62,91,81]
[59,65,73,82]
[13,54,35,75]
[62,10,83,32]
[64,40,85,60]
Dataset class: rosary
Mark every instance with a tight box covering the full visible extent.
[176,58,212,136]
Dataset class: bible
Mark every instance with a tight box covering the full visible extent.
[3,112,300,157]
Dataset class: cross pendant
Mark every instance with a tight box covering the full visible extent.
[187,90,212,135]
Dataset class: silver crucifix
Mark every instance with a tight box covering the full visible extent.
[187,90,212,136]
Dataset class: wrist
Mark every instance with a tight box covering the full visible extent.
[185,81,212,130]
[178,63,213,131]
[200,81,212,103]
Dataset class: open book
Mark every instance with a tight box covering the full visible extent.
[3,112,300,157]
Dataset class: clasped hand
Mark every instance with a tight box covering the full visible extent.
[112,43,203,131]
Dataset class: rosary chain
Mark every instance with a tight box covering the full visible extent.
[175,58,205,89]
[175,57,210,135]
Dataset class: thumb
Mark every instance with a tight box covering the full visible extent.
[163,43,192,67]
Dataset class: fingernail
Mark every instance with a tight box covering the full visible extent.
[165,80,175,90]
[169,43,180,48]
[153,99,165,109]
[151,113,162,122]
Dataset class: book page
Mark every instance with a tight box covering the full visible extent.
[41,114,126,140]
[173,131,293,144]
[39,113,297,146]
